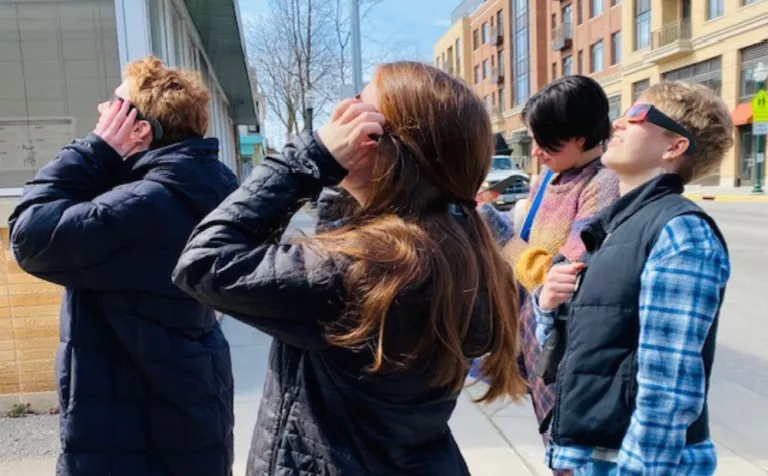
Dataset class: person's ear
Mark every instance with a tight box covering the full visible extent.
[661,135,689,163]
[131,120,153,147]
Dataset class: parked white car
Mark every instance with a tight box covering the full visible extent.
[483,155,530,210]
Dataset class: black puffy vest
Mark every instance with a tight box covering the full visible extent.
[550,174,727,449]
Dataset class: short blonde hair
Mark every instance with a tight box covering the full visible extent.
[641,81,734,184]
[123,56,210,146]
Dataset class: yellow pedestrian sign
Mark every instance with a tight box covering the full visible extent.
[753,89,768,123]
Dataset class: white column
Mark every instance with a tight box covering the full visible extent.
[114,0,152,68]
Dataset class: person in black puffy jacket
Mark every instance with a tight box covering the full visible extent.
[172,61,527,476]
[9,56,236,476]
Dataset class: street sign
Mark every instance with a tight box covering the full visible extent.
[752,89,768,123]
[753,122,768,136]
[758,153,765,164]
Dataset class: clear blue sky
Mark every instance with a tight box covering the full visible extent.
[237,0,455,64]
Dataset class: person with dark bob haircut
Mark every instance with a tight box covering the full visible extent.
[478,75,620,476]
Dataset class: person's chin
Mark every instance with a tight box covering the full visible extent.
[601,148,618,168]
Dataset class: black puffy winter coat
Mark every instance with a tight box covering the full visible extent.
[9,135,237,476]
[172,133,493,476]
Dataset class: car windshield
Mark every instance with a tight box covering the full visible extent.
[491,157,514,170]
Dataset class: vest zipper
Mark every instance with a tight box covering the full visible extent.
[550,265,587,444]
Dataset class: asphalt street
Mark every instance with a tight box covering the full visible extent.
[697,202,768,472]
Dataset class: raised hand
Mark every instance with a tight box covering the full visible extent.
[93,98,143,157]
[317,98,385,172]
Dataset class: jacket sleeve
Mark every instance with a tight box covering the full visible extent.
[172,133,349,350]
[8,135,156,289]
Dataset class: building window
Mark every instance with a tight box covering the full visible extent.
[483,59,490,80]
[578,50,584,74]
[743,0,762,5]
[473,29,479,50]
[563,4,573,26]
[707,0,724,20]
[474,65,480,84]
[611,31,622,65]
[455,38,461,73]
[740,41,768,100]
[591,0,604,18]
[608,95,622,121]
[563,55,573,75]
[577,0,584,24]
[662,56,722,96]
[552,62,557,80]
[497,10,504,36]
[0,0,121,190]
[499,86,506,111]
[635,0,651,51]
[497,50,505,73]
[150,0,168,60]
[513,0,530,105]
[612,0,622,5]
[551,13,557,31]
[590,40,604,73]
[632,78,650,101]
[482,22,489,43]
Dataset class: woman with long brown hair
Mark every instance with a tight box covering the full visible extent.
[172,61,526,475]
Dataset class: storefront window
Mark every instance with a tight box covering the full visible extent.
[740,41,768,101]
[662,57,722,96]
[0,0,120,190]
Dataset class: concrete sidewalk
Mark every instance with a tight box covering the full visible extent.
[2,316,764,475]
[684,185,768,202]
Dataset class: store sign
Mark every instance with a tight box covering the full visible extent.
[753,122,768,136]
[752,90,768,136]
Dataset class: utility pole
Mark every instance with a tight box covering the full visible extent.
[751,62,768,194]
[350,0,363,93]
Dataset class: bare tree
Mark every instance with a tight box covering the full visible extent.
[245,0,418,142]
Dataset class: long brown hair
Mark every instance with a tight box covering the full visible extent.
[309,62,526,403]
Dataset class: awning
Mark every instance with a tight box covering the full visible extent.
[183,0,256,124]
[509,130,531,144]
[732,102,753,127]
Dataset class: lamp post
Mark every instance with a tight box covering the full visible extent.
[350,0,363,93]
[304,89,315,133]
[752,62,767,195]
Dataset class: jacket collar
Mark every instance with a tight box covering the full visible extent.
[581,173,684,252]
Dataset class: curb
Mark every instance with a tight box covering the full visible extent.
[684,193,768,202]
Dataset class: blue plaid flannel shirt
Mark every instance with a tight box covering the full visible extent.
[533,214,730,475]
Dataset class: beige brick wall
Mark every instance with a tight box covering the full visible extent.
[0,227,60,397]
[619,0,768,187]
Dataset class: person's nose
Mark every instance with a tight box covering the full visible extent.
[531,142,545,159]
[612,116,627,131]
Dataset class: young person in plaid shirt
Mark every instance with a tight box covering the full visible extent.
[478,76,619,476]
[533,81,734,475]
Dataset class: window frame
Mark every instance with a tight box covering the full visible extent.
[591,0,604,18]
[611,31,622,65]
[562,55,573,75]
[707,0,724,20]
[634,0,651,51]
[591,39,604,73]
[740,41,768,100]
